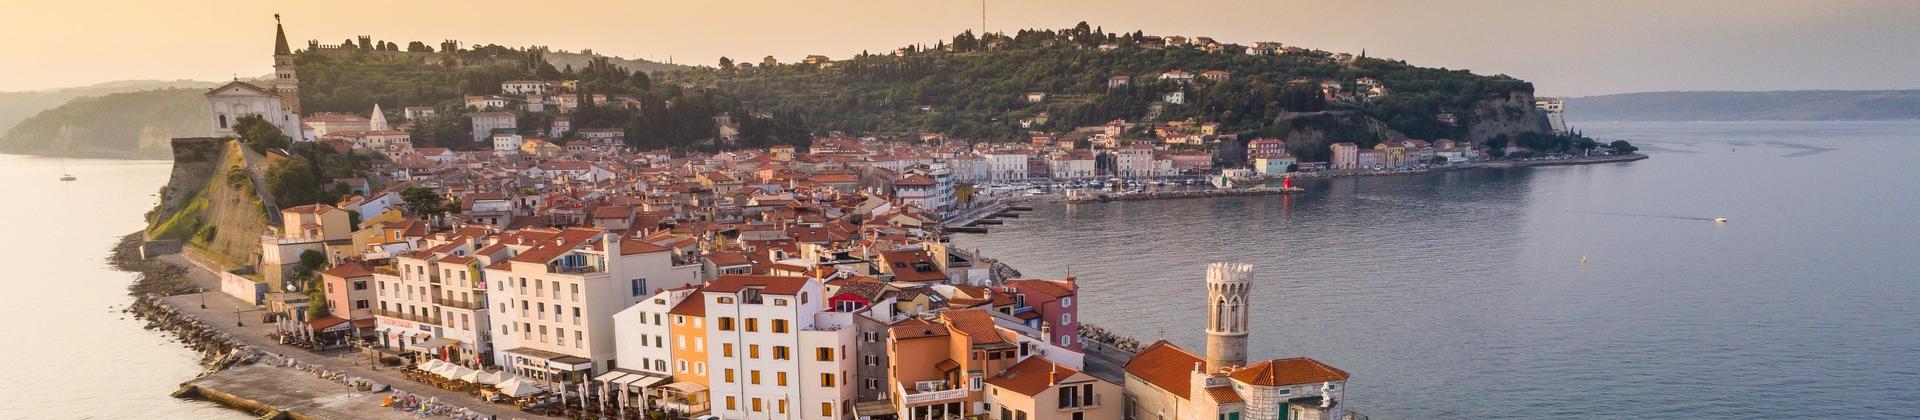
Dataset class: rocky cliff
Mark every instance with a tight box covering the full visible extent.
[1467,90,1550,142]
[145,138,271,270]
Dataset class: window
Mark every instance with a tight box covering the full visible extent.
[1060,335,1072,346]
[772,319,789,333]
[722,343,734,357]
[864,332,879,342]
[631,278,645,296]
[1063,313,1072,325]
[777,371,788,386]
[820,373,835,387]
[774,298,788,306]
[744,318,758,332]
[773,346,790,360]
[1278,388,1291,395]
[353,281,367,291]
[723,369,735,383]
[778,398,788,414]
[724,396,736,411]
[749,345,760,359]
[750,370,761,384]
[822,402,834,417]
[716,296,734,304]
[718,317,735,331]
[355,300,369,309]
[816,347,834,361]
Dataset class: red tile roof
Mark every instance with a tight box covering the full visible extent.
[1124,340,1204,399]
[702,275,812,295]
[986,356,1080,397]
[1228,358,1350,387]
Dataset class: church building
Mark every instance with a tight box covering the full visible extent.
[1121,263,1356,420]
[207,15,304,141]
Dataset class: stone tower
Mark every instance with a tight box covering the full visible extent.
[271,15,301,116]
[1205,262,1253,371]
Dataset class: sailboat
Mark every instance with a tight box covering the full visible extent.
[57,141,77,181]
[58,156,76,181]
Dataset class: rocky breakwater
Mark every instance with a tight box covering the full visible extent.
[111,233,259,371]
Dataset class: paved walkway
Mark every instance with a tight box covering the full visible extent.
[158,255,557,420]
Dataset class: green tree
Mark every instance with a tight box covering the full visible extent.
[400,187,447,217]
[234,115,291,150]
[1608,140,1639,154]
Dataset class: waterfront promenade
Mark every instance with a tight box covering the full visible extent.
[156,254,551,420]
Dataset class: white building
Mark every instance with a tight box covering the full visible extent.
[1116,144,1157,177]
[984,152,1029,182]
[492,133,524,154]
[469,112,518,143]
[700,275,857,420]
[206,81,302,140]
[484,228,701,385]
[502,80,554,95]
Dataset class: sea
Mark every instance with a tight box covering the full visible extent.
[0,154,246,419]
[2,121,1917,419]
[953,121,1920,418]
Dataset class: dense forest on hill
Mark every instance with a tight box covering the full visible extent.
[0,88,211,159]
[0,79,218,133]
[282,22,1548,155]
[678,26,1534,144]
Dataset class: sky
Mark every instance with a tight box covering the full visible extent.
[3,0,1918,96]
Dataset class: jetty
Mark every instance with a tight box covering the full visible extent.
[1066,186,1305,203]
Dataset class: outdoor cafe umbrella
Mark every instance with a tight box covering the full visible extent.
[440,364,476,381]
[496,377,546,398]
[461,369,504,385]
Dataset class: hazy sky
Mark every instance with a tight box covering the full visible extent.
[4,0,1917,96]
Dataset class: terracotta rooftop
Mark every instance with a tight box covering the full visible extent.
[1124,340,1204,399]
[1228,357,1351,387]
[985,356,1080,397]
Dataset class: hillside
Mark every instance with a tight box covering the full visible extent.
[544,50,688,75]
[145,138,273,269]
[0,79,217,133]
[1565,90,1920,121]
[0,88,213,159]
[673,26,1547,154]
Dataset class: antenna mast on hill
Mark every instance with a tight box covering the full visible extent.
[981,0,987,37]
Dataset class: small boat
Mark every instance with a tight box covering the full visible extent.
[1713,217,1728,223]
[60,174,77,181]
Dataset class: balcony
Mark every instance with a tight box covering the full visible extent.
[550,264,602,274]
[897,381,969,406]
[1058,394,1102,411]
[375,309,442,325]
[434,297,486,311]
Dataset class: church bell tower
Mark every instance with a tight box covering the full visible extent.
[1205,262,1253,371]
[272,14,301,116]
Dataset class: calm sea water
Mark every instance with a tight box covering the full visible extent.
[955,121,1920,419]
[0,155,246,420]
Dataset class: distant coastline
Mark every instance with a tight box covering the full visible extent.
[1563,90,1920,121]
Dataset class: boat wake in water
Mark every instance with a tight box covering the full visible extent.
[1565,210,1721,222]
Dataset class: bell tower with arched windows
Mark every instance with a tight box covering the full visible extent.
[271,14,301,116]
[1205,262,1253,371]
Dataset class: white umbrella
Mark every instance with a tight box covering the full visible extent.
[416,359,446,371]
[478,370,505,385]
[461,370,504,385]
[497,377,546,398]
[441,365,476,380]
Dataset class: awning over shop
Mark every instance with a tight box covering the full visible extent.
[548,355,593,371]
[594,370,634,383]
[415,336,461,350]
[616,373,668,391]
[659,381,708,395]
[306,316,351,333]
[855,399,897,417]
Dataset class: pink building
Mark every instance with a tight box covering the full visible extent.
[1330,142,1360,170]
[1003,278,1082,351]
[320,262,378,323]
